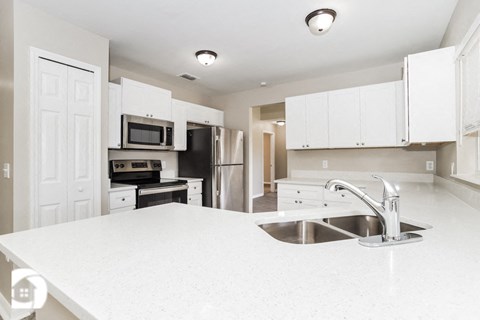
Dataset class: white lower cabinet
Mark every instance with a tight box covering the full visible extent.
[186,180,203,206]
[277,184,323,211]
[277,182,363,210]
[109,189,136,214]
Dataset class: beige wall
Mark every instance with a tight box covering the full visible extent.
[437,0,480,189]
[13,1,110,231]
[110,65,212,106]
[0,0,15,301]
[274,125,287,180]
[288,148,436,175]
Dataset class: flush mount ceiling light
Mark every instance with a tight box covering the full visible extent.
[195,50,217,66]
[276,120,286,126]
[305,9,337,35]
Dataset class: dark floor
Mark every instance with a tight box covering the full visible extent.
[253,186,277,213]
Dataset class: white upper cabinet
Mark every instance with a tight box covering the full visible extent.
[285,96,307,149]
[285,93,329,150]
[186,102,224,126]
[171,99,187,151]
[108,83,122,149]
[359,82,399,147]
[120,77,172,121]
[405,47,456,143]
[328,87,361,148]
[286,81,403,150]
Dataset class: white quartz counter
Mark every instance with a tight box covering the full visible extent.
[1,181,480,319]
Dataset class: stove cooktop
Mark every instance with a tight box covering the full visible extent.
[115,178,187,189]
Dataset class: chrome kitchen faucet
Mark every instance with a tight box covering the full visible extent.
[325,176,422,247]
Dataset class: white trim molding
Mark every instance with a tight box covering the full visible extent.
[435,176,480,210]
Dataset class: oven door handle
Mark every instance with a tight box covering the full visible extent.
[138,185,188,196]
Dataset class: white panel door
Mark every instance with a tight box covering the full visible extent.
[285,96,307,149]
[37,59,69,227]
[305,92,329,149]
[67,67,95,222]
[328,88,361,148]
[172,99,187,151]
[360,82,397,147]
[108,83,122,149]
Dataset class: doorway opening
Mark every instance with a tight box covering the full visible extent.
[263,131,275,193]
[250,102,287,213]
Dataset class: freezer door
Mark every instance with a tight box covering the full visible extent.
[213,165,244,212]
[215,128,244,165]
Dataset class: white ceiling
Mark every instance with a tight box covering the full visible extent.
[23,0,458,95]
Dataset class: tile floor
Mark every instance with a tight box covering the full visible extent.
[253,185,277,213]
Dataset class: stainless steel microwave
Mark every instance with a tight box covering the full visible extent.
[122,115,174,150]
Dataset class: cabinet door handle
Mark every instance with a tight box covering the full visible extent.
[295,200,298,203]
[306,144,309,147]
[356,142,360,146]
[194,187,197,189]
[324,203,328,207]
[121,198,125,201]
[341,194,345,198]
[302,145,305,148]
[297,190,300,193]
[361,142,365,146]
[299,201,303,204]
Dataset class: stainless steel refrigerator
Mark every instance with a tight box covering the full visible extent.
[178,127,244,212]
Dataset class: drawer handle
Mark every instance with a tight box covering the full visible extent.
[194,187,197,189]
[295,200,298,203]
[121,198,126,201]
[341,194,345,198]
[299,201,303,204]
[189,198,192,201]
[324,203,328,207]
[297,190,300,194]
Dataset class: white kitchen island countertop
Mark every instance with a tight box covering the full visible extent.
[1,181,480,319]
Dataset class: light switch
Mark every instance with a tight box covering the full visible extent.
[3,163,10,179]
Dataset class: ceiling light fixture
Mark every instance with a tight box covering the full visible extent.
[195,50,217,66]
[305,9,337,35]
[276,120,286,126]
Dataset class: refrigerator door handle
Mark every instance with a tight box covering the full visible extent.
[216,166,222,199]
[215,134,221,165]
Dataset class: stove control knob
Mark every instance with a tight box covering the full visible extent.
[114,164,120,169]
[120,164,125,168]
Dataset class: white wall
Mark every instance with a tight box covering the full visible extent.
[13,1,110,231]
[0,0,14,302]
[251,108,276,197]
[110,65,213,106]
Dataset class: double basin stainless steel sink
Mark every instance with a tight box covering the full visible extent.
[258,215,425,245]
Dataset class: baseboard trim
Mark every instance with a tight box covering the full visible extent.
[434,176,480,210]
[252,193,264,199]
[0,292,33,320]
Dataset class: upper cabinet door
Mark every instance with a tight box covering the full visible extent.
[108,83,122,149]
[285,96,307,149]
[407,47,456,143]
[186,102,224,126]
[305,92,329,149]
[172,99,187,151]
[121,78,172,121]
[360,82,397,147]
[328,88,361,148]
